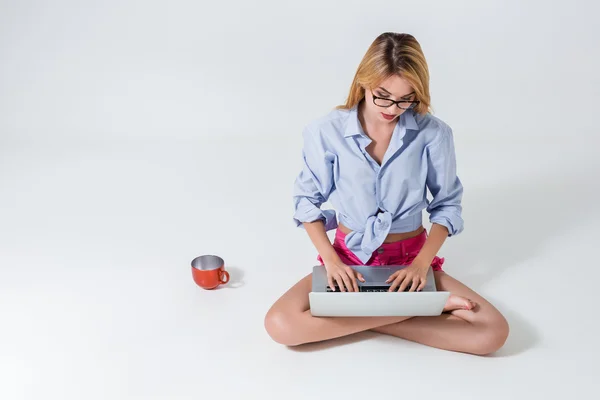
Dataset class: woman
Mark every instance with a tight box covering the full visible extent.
[264,32,509,355]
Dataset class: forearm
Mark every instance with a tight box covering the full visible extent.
[303,220,340,263]
[414,223,449,267]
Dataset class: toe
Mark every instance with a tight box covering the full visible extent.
[465,300,477,310]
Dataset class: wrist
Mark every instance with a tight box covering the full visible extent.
[412,256,432,269]
[320,248,341,264]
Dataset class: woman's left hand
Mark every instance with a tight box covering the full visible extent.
[386,262,430,292]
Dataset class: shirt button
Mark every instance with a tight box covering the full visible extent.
[378,248,384,254]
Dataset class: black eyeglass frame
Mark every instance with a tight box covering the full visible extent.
[370,90,420,110]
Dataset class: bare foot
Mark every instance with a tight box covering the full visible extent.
[443,294,477,312]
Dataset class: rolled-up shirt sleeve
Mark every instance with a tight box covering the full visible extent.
[292,125,338,231]
[425,126,464,236]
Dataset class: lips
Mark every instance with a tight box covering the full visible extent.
[381,112,396,120]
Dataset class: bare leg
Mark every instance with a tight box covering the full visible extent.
[370,271,509,355]
[264,273,413,346]
[264,272,478,347]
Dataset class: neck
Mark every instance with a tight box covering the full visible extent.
[358,100,396,134]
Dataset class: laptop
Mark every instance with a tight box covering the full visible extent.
[309,265,450,317]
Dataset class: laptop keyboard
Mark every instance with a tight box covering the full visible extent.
[326,285,413,292]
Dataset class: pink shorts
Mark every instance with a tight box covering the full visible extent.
[317,228,445,271]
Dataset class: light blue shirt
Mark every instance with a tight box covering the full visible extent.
[292,103,464,264]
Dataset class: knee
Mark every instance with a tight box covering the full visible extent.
[471,315,510,356]
[264,308,302,346]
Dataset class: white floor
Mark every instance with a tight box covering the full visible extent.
[1,136,599,399]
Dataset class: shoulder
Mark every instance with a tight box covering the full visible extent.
[302,107,352,141]
[413,112,455,147]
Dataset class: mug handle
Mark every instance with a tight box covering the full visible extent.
[220,270,230,284]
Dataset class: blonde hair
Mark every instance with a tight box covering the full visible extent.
[336,32,432,115]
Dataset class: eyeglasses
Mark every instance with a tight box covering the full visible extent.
[371,91,420,110]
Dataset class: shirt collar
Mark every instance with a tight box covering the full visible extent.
[344,103,419,138]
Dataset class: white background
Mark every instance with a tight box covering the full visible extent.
[1,0,599,399]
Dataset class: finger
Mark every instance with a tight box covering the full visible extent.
[393,275,407,292]
[417,278,427,292]
[385,271,399,284]
[398,274,412,292]
[340,272,354,292]
[328,276,336,292]
[351,272,359,292]
[345,267,359,292]
[408,276,419,292]
[357,273,365,282]
[387,274,399,291]
[408,275,421,292]
[388,272,406,292]
[334,275,346,292]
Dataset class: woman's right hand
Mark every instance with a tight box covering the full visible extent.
[323,257,365,292]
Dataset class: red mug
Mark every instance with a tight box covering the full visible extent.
[191,255,230,290]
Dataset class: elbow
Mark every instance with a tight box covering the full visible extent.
[292,204,338,231]
[428,207,464,236]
